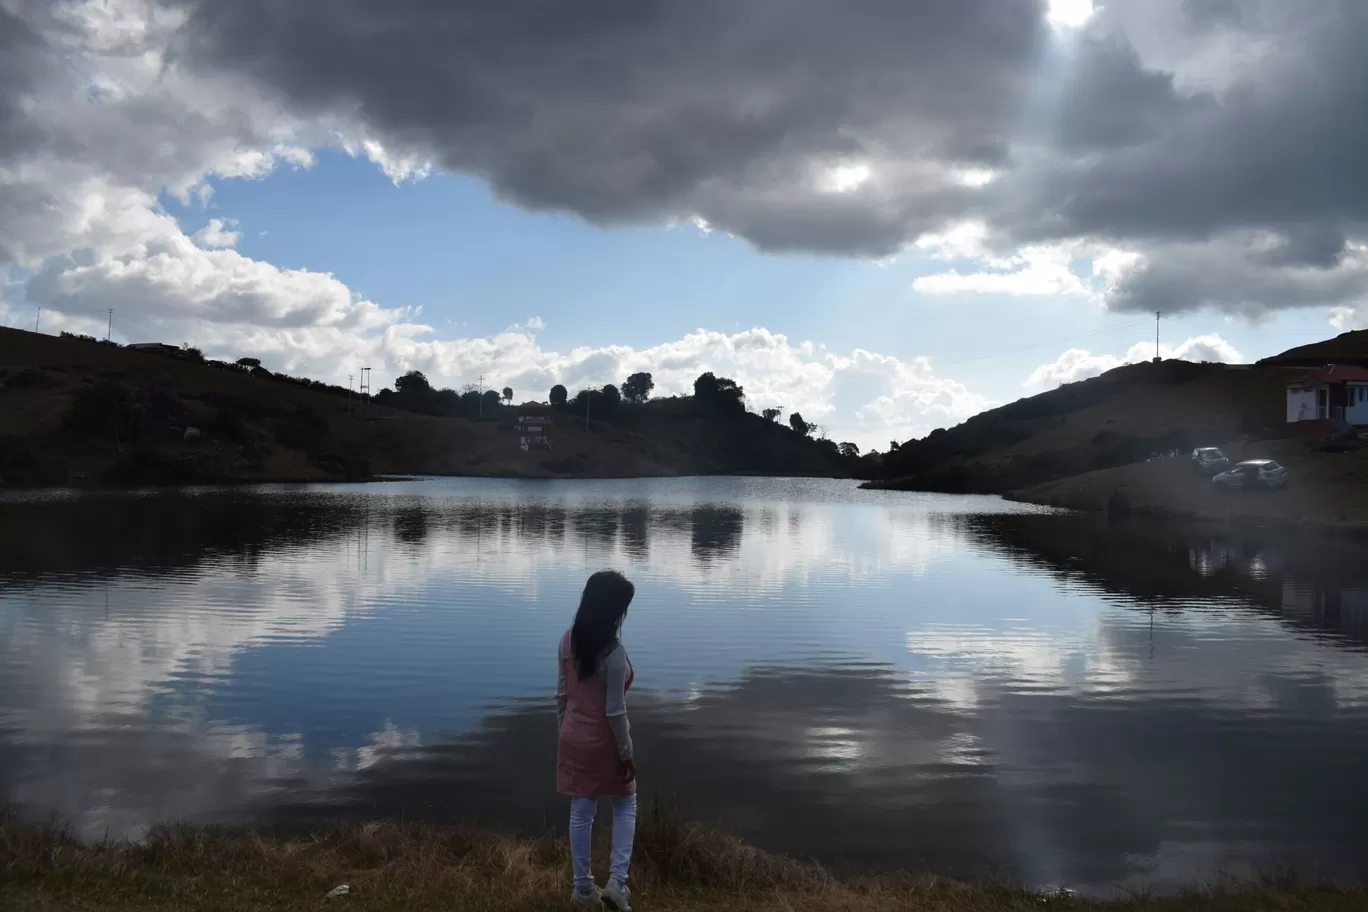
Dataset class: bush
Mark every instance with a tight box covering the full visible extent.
[105,447,203,485]
[273,405,329,452]
[0,435,35,473]
[65,380,136,441]
[210,407,251,443]
[5,368,53,390]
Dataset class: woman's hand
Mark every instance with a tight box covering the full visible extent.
[622,757,637,784]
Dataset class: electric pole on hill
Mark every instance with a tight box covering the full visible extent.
[359,367,372,419]
[1154,311,1162,362]
[478,374,485,417]
[348,375,354,418]
[106,308,113,342]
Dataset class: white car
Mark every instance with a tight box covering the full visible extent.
[1212,459,1288,491]
[1191,447,1231,475]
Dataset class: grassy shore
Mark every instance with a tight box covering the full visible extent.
[3,808,1366,912]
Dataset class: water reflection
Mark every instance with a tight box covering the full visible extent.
[2,479,1368,894]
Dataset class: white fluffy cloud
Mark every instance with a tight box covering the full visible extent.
[1024,334,1244,391]
[912,226,1094,298]
[192,218,241,249]
[171,322,988,451]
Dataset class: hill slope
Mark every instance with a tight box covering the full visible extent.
[1257,329,1368,368]
[867,358,1290,493]
[866,337,1368,526]
[0,328,848,486]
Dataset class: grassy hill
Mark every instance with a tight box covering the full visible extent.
[866,358,1290,493]
[1258,329,1368,368]
[865,342,1368,526]
[0,327,849,487]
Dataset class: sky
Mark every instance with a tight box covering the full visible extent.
[2,0,1366,450]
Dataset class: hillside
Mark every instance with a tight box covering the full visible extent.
[0,328,849,487]
[865,337,1368,526]
[1258,329,1368,368]
[866,359,1290,492]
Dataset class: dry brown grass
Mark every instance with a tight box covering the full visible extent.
[3,805,1366,912]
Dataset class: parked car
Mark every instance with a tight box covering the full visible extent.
[1212,459,1288,491]
[1191,447,1231,475]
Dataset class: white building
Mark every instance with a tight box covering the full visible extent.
[1285,365,1368,425]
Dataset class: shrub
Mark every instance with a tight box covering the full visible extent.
[65,380,137,441]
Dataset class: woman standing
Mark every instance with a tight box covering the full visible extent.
[556,570,638,910]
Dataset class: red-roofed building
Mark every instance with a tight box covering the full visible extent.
[1286,364,1368,425]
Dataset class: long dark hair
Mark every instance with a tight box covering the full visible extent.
[571,570,635,680]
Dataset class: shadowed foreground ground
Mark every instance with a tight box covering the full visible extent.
[3,807,1366,912]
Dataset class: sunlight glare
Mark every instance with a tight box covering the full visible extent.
[1046,0,1094,29]
[951,168,999,188]
[819,162,872,193]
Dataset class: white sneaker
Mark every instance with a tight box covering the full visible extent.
[601,880,631,912]
[570,885,603,907]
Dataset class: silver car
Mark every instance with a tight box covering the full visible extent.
[1191,447,1231,475]
[1212,459,1288,491]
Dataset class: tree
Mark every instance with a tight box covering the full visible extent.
[762,407,782,422]
[395,370,434,397]
[622,371,654,404]
[392,370,437,414]
[65,381,137,443]
[481,388,502,414]
[235,357,261,369]
[502,386,513,405]
[549,384,568,409]
[693,372,745,412]
[839,442,861,459]
[789,412,811,436]
[601,383,622,414]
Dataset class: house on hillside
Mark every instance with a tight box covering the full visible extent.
[127,342,182,356]
[515,403,551,451]
[1286,364,1368,426]
[127,342,202,361]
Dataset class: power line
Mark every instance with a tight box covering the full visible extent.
[939,317,1156,367]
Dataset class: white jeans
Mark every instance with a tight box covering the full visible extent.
[569,794,637,891]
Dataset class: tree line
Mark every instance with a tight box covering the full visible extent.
[53,331,866,462]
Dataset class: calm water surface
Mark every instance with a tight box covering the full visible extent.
[3,477,1368,893]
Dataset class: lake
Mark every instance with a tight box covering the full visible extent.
[3,477,1368,894]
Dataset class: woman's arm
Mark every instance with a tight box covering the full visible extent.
[555,639,567,730]
[603,645,633,761]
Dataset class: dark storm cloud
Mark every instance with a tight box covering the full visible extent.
[160,0,1052,256]
[157,0,1368,270]
[1024,8,1368,244]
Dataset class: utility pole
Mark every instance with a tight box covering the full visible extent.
[106,308,114,342]
[1154,311,1162,362]
[359,367,371,419]
[34,307,40,333]
[348,375,354,418]
[478,374,485,417]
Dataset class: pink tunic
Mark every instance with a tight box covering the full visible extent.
[556,629,636,798]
